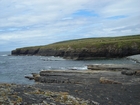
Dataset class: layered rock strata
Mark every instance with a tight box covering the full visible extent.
[12,45,140,60]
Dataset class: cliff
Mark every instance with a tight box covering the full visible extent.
[11,35,140,60]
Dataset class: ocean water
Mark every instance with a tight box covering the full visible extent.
[0,51,138,84]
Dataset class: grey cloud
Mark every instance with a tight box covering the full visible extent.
[112,24,140,32]
[0,0,140,51]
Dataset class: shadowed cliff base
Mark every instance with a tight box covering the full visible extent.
[11,34,140,60]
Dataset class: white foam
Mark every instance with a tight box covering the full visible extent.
[1,54,8,56]
[127,54,140,63]
[71,66,87,70]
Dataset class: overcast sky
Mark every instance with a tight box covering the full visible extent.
[0,0,140,51]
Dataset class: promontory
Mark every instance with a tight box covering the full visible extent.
[11,34,140,60]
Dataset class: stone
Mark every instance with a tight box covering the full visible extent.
[121,70,136,76]
[99,77,122,84]
[25,76,34,80]
[136,70,140,76]
[87,64,139,70]
[32,73,40,77]
[92,100,100,105]
[34,76,41,82]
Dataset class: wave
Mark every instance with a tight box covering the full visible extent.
[0,54,8,57]
[40,56,65,61]
[41,66,87,71]
[127,54,140,64]
[0,61,6,64]
[69,66,87,70]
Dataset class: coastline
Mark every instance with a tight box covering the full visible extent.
[11,35,140,60]
[1,65,140,105]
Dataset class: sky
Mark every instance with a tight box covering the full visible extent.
[0,0,140,51]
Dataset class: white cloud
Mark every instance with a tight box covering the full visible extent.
[0,0,140,51]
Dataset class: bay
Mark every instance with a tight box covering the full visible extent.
[0,51,138,84]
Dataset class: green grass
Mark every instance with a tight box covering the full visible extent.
[41,34,140,50]
[17,34,140,50]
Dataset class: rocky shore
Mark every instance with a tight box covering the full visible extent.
[1,64,140,105]
[0,83,97,105]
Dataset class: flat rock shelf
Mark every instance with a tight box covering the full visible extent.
[87,64,140,70]
[1,64,140,105]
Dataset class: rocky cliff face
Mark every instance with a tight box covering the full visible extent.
[11,43,140,60]
[12,48,40,55]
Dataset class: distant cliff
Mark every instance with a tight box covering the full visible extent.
[11,35,140,60]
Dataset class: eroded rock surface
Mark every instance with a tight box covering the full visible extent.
[0,83,98,105]
[23,69,140,105]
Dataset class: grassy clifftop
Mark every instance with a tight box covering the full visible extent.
[42,35,140,49]
[12,34,140,59]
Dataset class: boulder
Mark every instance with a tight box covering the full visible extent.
[136,70,140,76]
[99,77,122,84]
[25,76,34,80]
[121,70,136,76]
[32,73,40,77]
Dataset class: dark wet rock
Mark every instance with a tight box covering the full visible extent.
[12,48,40,55]
[25,73,40,81]
[121,70,136,76]
[25,76,34,80]
[37,48,56,56]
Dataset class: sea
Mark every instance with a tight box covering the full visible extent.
[0,51,139,84]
